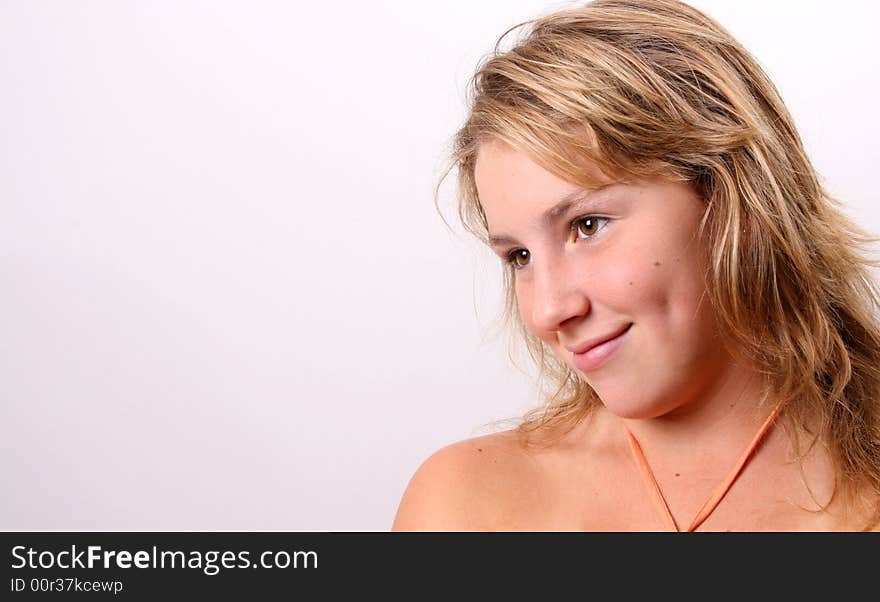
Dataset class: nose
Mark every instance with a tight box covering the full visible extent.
[528,254,590,333]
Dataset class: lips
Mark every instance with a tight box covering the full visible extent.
[566,323,633,355]
[568,323,632,373]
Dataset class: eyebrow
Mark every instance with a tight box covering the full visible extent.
[487,185,614,249]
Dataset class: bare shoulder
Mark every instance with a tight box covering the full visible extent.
[391,430,538,531]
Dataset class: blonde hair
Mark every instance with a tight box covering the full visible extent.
[442,0,880,526]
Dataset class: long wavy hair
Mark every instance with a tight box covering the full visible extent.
[440,0,880,527]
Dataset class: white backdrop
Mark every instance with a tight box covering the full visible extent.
[2,0,878,531]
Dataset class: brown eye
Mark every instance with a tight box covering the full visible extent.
[507,249,530,269]
[574,216,608,239]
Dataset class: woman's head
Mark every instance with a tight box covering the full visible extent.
[448,0,880,508]
[475,139,733,420]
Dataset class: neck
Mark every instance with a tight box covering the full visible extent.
[616,361,780,471]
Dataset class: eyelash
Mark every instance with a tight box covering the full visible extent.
[503,215,610,270]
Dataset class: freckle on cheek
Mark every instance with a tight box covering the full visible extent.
[629,281,633,286]
[653,261,661,267]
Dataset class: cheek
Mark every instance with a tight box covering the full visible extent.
[611,247,711,331]
[634,259,716,351]
[513,278,540,337]
[593,252,663,311]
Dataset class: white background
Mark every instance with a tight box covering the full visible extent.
[2,0,878,531]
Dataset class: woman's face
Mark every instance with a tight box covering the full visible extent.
[474,140,734,419]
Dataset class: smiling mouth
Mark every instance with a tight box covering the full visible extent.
[570,323,632,372]
[568,323,633,355]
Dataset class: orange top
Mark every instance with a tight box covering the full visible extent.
[624,404,783,532]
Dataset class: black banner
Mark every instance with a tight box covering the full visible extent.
[0,532,874,598]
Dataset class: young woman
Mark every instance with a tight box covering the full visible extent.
[392,0,880,531]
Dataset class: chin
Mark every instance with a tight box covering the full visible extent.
[597,390,682,420]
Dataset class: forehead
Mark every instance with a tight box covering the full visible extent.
[474,139,708,248]
[474,140,614,214]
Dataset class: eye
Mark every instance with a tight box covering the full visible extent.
[505,248,530,270]
[502,215,609,271]
[573,215,608,239]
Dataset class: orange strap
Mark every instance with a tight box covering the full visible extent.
[624,404,783,532]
